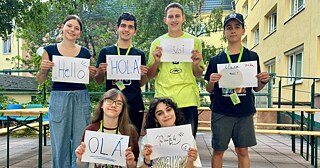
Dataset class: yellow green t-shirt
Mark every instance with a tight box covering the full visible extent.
[147,32,205,108]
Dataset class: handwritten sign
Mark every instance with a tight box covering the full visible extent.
[146,124,194,159]
[106,55,141,80]
[160,38,194,62]
[52,56,90,84]
[217,60,258,88]
[81,130,129,167]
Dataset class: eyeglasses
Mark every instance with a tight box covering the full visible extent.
[104,99,123,107]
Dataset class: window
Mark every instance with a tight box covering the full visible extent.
[288,50,303,83]
[2,36,11,54]
[242,36,247,48]
[253,26,259,46]
[266,59,276,86]
[243,2,248,18]
[290,0,304,16]
[268,12,277,34]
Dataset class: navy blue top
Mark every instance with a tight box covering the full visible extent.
[96,45,146,111]
[44,44,91,91]
[204,47,261,117]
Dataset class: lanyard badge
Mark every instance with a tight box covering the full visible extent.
[114,43,132,90]
[225,46,244,105]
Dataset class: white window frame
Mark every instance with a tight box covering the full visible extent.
[242,36,247,48]
[254,26,259,46]
[2,36,12,54]
[268,12,277,34]
[243,2,248,18]
[287,49,303,83]
[266,58,276,86]
[290,0,305,16]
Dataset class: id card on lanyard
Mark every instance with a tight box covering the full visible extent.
[115,43,132,90]
[225,46,243,105]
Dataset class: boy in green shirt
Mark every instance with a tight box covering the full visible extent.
[147,2,205,138]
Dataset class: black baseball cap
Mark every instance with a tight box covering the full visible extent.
[223,13,244,28]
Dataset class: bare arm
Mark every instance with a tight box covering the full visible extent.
[206,73,222,93]
[139,65,148,87]
[36,51,53,84]
[254,72,269,92]
[191,50,204,78]
[95,63,107,84]
[147,46,161,80]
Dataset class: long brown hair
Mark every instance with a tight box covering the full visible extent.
[91,88,138,149]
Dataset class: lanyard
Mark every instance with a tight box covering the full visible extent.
[225,46,244,63]
[99,120,119,134]
[116,43,132,56]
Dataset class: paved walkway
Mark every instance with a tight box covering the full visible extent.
[0,131,319,168]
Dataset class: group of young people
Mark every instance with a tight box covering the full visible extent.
[36,2,269,168]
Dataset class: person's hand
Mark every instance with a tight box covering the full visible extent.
[191,50,202,66]
[97,63,107,74]
[142,144,152,164]
[187,147,198,162]
[140,65,148,76]
[256,72,269,84]
[125,147,135,167]
[75,142,86,162]
[88,66,97,77]
[153,46,162,64]
[40,60,54,72]
[209,73,222,83]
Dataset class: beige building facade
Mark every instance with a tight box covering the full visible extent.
[234,0,320,104]
[0,34,27,75]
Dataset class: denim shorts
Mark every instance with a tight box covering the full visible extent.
[211,112,257,151]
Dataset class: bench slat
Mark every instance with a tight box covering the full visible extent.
[255,129,320,136]
[0,121,49,135]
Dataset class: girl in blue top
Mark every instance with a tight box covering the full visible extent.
[36,15,96,168]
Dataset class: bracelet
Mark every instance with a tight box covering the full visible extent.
[143,158,153,167]
[261,80,269,85]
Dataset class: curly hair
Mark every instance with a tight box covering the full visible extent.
[144,97,185,129]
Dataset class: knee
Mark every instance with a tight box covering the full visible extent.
[213,150,224,157]
[235,148,249,157]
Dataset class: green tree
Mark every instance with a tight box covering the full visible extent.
[126,0,224,92]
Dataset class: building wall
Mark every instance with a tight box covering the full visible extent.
[234,0,320,104]
[0,32,26,76]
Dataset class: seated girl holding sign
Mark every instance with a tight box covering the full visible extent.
[75,89,139,168]
[137,97,201,168]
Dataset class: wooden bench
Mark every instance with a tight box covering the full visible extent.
[0,121,49,135]
[199,121,302,128]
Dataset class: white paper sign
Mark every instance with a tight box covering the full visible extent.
[106,55,141,80]
[217,60,258,88]
[82,130,129,167]
[160,38,194,62]
[146,124,194,159]
[52,56,90,84]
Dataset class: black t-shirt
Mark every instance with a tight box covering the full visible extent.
[96,45,146,111]
[45,44,91,91]
[204,47,261,117]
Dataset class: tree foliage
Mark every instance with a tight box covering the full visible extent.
[126,0,223,64]
[1,0,224,97]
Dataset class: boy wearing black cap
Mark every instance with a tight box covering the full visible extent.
[204,13,269,168]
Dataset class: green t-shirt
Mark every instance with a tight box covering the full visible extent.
[147,32,205,108]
